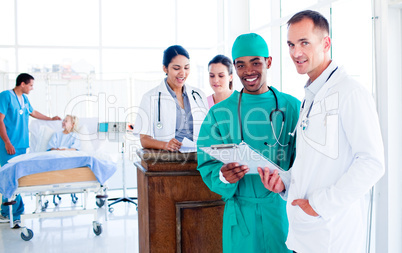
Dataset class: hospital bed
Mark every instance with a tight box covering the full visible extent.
[0,118,117,241]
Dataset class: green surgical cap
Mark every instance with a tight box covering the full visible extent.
[231,33,269,61]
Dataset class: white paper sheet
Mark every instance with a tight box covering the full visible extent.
[200,142,283,174]
[7,150,90,164]
[179,137,197,153]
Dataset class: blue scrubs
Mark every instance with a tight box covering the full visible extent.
[0,90,33,220]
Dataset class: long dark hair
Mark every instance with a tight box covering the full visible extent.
[208,54,233,90]
[163,45,190,68]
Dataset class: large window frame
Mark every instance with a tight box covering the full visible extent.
[0,0,225,119]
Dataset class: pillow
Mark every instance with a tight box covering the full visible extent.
[29,119,62,152]
[76,125,95,154]
[34,125,56,152]
[29,118,106,155]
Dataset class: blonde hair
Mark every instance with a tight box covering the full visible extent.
[66,115,79,133]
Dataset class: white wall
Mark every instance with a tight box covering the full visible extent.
[374,0,402,252]
[225,0,251,90]
[387,6,402,251]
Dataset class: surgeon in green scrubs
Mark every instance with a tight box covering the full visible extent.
[197,33,300,252]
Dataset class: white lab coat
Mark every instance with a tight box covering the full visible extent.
[133,80,208,143]
[281,66,385,253]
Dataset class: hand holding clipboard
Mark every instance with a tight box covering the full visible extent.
[200,142,284,174]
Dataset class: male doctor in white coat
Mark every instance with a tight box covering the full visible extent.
[258,10,385,253]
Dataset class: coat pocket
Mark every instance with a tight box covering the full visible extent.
[302,110,339,159]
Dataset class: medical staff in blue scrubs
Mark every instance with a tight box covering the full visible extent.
[0,73,60,228]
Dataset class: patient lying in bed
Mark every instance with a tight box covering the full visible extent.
[47,115,81,151]
[0,117,117,206]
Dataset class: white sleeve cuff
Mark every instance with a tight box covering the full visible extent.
[219,170,230,184]
[308,195,322,218]
[278,170,291,200]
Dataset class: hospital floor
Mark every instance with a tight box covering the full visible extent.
[0,189,139,253]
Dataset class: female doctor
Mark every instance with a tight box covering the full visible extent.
[133,45,208,151]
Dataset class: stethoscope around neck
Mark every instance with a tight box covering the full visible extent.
[12,89,25,115]
[238,86,290,147]
[289,66,339,136]
[156,89,205,129]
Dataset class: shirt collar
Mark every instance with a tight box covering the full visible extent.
[164,77,187,97]
[304,61,337,100]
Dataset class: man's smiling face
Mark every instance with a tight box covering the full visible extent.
[234,56,271,94]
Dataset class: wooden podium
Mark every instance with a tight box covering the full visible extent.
[135,149,225,253]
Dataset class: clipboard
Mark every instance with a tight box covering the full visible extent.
[200,142,284,174]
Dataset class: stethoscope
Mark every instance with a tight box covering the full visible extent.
[289,66,338,135]
[238,86,290,147]
[12,89,25,115]
[191,90,205,108]
[156,89,205,129]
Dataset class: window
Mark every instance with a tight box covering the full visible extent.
[249,0,374,100]
[0,0,15,45]
[17,0,99,46]
[1,0,223,117]
[102,0,175,47]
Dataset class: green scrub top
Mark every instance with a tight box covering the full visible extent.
[197,87,300,253]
